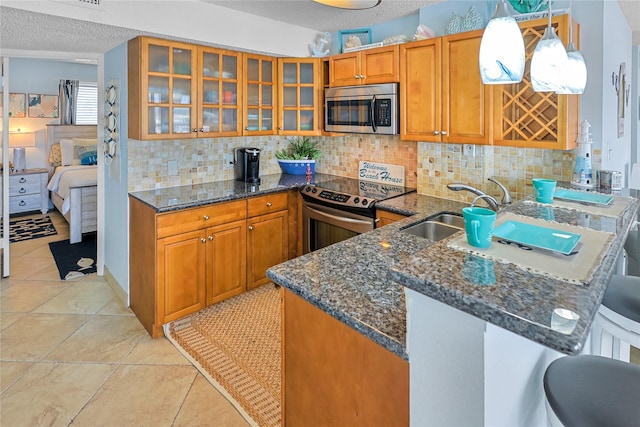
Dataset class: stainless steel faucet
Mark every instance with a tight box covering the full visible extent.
[446,183,500,212]
[488,177,512,205]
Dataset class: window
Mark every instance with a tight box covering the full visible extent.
[76,81,97,124]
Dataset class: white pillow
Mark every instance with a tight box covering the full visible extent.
[59,139,76,166]
[70,138,97,165]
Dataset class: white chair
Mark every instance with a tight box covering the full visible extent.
[544,355,640,427]
[590,275,640,362]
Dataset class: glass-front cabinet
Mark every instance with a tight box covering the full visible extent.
[278,58,322,136]
[129,37,198,140]
[243,54,276,135]
[199,47,242,137]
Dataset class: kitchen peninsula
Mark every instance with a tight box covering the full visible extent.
[267,190,639,426]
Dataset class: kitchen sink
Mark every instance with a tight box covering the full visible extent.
[430,213,465,229]
[401,220,462,241]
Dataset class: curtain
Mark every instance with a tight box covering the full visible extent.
[58,79,79,124]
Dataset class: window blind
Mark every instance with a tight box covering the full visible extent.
[76,81,98,125]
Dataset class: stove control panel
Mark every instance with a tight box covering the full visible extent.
[301,185,374,209]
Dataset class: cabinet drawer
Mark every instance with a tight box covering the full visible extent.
[247,192,288,217]
[10,173,42,187]
[9,182,40,197]
[10,194,41,213]
[157,199,246,238]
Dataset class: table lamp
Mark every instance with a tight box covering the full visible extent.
[9,130,36,172]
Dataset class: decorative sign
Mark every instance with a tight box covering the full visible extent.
[358,161,404,186]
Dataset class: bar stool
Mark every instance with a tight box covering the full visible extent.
[590,275,640,362]
[543,355,640,427]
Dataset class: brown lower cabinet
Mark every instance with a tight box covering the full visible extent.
[129,190,294,338]
[282,288,409,426]
[375,210,409,227]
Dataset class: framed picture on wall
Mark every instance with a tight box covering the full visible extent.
[28,94,59,118]
[0,93,27,118]
[338,28,372,53]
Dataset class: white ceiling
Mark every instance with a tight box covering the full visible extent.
[0,1,639,55]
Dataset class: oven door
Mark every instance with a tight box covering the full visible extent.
[302,200,375,254]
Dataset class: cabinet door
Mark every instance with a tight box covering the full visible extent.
[247,210,288,289]
[158,229,206,323]
[198,46,242,136]
[244,53,277,135]
[375,210,408,227]
[278,58,321,136]
[129,37,198,140]
[329,52,360,86]
[360,45,399,84]
[492,15,579,149]
[442,30,491,144]
[206,219,247,305]
[400,38,441,141]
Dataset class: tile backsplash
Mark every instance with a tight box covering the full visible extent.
[128,135,574,204]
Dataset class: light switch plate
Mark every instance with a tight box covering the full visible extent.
[463,144,475,157]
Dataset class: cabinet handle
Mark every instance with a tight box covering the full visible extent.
[192,128,199,133]
[201,238,206,243]
[19,188,26,194]
[248,225,254,231]
[208,235,214,241]
[441,131,448,136]
[199,128,205,133]
[266,202,272,207]
[203,215,210,220]
[19,177,27,183]
[434,131,440,135]
[359,75,365,79]
[19,200,26,206]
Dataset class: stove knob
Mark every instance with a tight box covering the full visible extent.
[311,188,317,193]
[305,186,311,192]
[353,197,360,204]
[362,199,368,206]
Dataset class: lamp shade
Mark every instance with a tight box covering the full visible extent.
[555,43,587,94]
[8,131,36,147]
[530,11,569,92]
[478,0,525,84]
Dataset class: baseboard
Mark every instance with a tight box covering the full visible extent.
[103,266,129,307]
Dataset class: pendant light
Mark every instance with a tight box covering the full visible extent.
[312,0,381,9]
[530,4,569,92]
[556,1,587,94]
[478,0,525,84]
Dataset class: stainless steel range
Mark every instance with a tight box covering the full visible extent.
[301,177,415,253]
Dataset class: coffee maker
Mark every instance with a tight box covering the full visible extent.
[234,147,261,183]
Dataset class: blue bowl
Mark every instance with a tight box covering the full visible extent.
[278,160,315,175]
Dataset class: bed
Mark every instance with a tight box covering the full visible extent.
[45,124,98,244]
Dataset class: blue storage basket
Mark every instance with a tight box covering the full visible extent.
[278,160,315,175]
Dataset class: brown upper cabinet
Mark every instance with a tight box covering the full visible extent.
[278,58,323,135]
[128,37,243,140]
[400,29,491,144]
[243,53,277,136]
[492,15,579,150]
[329,45,399,87]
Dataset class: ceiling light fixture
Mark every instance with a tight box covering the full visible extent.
[478,0,525,84]
[312,0,381,10]
[556,1,587,94]
[530,4,569,92]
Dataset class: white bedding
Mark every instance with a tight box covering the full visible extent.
[47,165,97,214]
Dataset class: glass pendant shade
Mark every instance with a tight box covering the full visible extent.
[479,0,525,84]
[531,10,569,92]
[556,42,587,94]
[312,0,381,9]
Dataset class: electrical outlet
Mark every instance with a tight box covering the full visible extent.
[463,144,476,157]
[224,153,234,167]
[168,160,178,176]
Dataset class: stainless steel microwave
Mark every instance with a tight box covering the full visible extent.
[324,83,399,135]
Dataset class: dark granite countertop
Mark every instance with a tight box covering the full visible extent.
[268,191,639,360]
[128,173,337,212]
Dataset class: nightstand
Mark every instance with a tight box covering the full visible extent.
[6,168,49,215]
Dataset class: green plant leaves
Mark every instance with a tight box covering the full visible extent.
[276,136,321,160]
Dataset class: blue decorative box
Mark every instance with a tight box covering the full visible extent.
[278,159,315,175]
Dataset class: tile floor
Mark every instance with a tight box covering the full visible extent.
[1,211,249,427]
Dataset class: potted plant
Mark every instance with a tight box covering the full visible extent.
[275,136,321,175]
